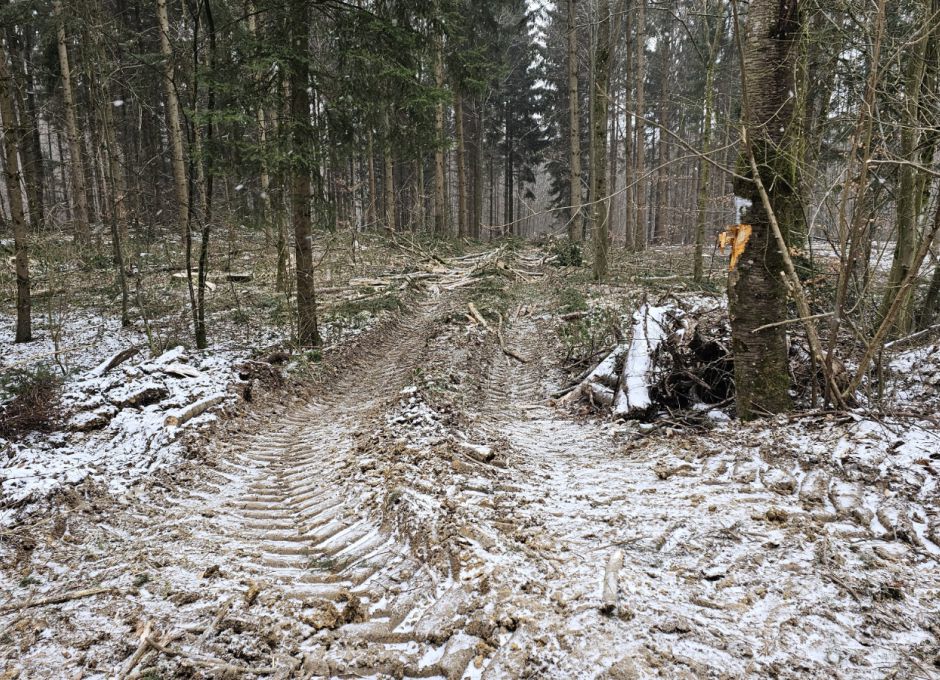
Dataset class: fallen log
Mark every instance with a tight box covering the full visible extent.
[559,344,627,405]
[92,347,140,376]
[159,362,202,379]
[138,634,274,676]
[165,395,226,428]
[613,304,670,418]
[225,272,252,283]
[170,272,217,290]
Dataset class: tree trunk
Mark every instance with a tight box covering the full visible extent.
[476,102,486,238]
[608,86,618,242]
[383,111,396,231]
[455,90,467,238]
[55,0,91,243]
[694,10,724,283]
[591,0,612,280]
[433,31,447,236]
[0,43,31,342]
[97,77,131,328]
[157,0,190,246]
[288,0,319,346]
[727,0,800,419]
[192,0,217,350]
[880,2,931,334]
[83,0,130,327]
[4,22,43,236]
[632,0,647,251]
[622,3,634,250]
[652,29,671,244]
[567,0,583,242]
[366,128,377,229]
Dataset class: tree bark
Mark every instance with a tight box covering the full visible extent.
[157,0,190,246]
[632,0,647,251]
[4,20,43,237]
[54,0,91,243]
[694,8,724,282]
[652,29,671,244]
[591,0,613,280]
[383,110,396,231]
[881,0,932,334]
[433,31,447,236]
[622,3,634,250]
[455,90,467,238]
[0,43,31,342]
[727,0,800,419]
[567,0,583,242]
[289,0,319,346]
[472,100,484,238]
[366,128,377,229]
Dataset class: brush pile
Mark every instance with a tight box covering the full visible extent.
[560,299,733,421]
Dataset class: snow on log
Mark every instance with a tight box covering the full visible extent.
[559,344,627,405]
[613,304,670,418]
[159,362,203,379]
[587,382,615,408]
[165,395,226,428]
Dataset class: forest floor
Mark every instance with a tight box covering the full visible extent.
[1,243,939,679]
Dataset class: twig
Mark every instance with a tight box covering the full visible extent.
[750,313,833,333]
[0,585,117,613]
[496,312,528,364]
[883,323,940,350]
[467,302,490,329]
[144,634,275,675]
[117,621,154,680]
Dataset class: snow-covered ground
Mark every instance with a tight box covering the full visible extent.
[0,312,245,525]
[0,250,937,678]
[0,298,384,526]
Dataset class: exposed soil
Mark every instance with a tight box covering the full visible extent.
[1,251,938,679]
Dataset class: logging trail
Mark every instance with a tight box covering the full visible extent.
[1,249,938,679]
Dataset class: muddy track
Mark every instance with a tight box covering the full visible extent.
[464,284,940,678]
[2,259,938,679]
[0,291,493,679]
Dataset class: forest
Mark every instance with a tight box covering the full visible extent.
[1,0,939,678]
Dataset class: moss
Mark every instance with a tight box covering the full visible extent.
[330,293,401,319]
[556,286,587,313]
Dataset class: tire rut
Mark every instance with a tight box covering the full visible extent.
[0,293,488,680]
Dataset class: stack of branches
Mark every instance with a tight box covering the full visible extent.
[560,299,733,422]
[341,244,536,301]
[650,305,733,411]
